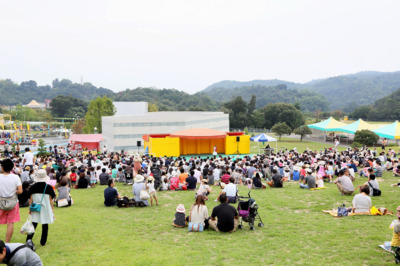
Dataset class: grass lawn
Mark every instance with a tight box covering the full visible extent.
[1,174,400,265]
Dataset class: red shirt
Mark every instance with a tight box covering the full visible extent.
[170,176,180,190]
[221,174,231,184]
[70,173,77,182]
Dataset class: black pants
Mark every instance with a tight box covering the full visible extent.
[26,223,49,246]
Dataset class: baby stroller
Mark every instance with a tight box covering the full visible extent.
[237,191,264,230]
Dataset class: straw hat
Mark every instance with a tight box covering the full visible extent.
[34,169,50,182]
[134,174,145,183]
[147,176,154,182]
[306,168,313,174]
[176,204,185,213]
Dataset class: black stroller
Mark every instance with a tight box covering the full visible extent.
[237,191,264,230]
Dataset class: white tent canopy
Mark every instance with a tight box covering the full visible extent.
[250,133,277,153]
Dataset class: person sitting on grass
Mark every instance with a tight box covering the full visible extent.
[393,165,400,177]
[76,172,89,189]
[56,179,72,207]
[173,204,186,228]
[196,179,211,200]
[99,168,110,185]
[252,172,263,189]
[351,185,371,213]
[187,195,209,230]
[334,169,354,196]
[185,171,198,190]
[389,207,400,251]
[215,177,237,203]
[267,169,283,188]
[132,172,149,207]
[355,174,379,197]
[299,168,316,189]
[209,194,239,232]
[0,239,43,266]
[104,179,122,207]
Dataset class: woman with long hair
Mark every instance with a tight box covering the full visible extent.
[188,195,209,229]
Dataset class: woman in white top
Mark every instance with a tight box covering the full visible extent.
[188,195,209,229]
[352,185,372,213]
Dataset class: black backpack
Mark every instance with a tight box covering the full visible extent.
[117,196,130,207]
[368,182,381,196]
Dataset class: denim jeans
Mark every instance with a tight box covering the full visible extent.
[299,184,309,189]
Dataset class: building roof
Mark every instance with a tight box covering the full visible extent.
[307,117,347,132]
[170,128,226,139]
[23,100,46,108]
[69,134,103,143]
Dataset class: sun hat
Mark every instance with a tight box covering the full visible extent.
[147,176,154,182]
[176,204,185,213]
[220,183,226,189]
[34,169,50,182]
[134,174,145,183]
[202,179,208,184]
[306,168,313,174]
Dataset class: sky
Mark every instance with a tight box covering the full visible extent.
[0,0,399,94]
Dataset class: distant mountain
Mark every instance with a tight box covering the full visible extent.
[0,78,113,105]
[204,79,303,91]
[202,71,400,112]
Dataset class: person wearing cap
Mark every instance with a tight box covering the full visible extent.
[300,169,316,189]
[0,159,23,243]
[132,170,148,207]
[26,169,56,250]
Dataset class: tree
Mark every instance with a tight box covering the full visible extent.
[37,139,47,156]
[83,96,115,133]
[247,95,256,115]
[148,103,159,112]
[354,130,379,146]
[50,95,88,118]
[71,119,86,134]
[261,103,305,130]
[271,122,292,140]
[293,126,312,141]
[223,96,248,128]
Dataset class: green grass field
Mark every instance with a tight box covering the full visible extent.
[1,174,400,265]
[2,138,400,265]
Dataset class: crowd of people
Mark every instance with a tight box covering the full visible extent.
[1,141,400,264]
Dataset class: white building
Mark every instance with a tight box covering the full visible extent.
[102,111,229,152]
[113,102,148,116]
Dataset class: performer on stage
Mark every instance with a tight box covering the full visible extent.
[213,145,218,156]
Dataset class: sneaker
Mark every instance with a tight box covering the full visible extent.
[26,239,36,252]
[214,199,219,202]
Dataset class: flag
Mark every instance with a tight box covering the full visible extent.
[0,123,4,130]
[27,123,30,131]
[13,123,17,130]
[20,123,23,130]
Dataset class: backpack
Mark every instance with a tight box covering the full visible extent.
[117,196,130,207]
[368,182,381,196]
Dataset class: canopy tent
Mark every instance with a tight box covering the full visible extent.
[250,133,277,142]
[250,133,277,153]
[307,117,347,132]
[69,134,103,151]
[372,121,400,140]
[336,119,380,134]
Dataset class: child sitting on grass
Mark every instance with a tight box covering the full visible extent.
[173,204,186,227]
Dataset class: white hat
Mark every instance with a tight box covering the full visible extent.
[306,168,313,174]
[34,169,50,182]
[134,174,145,183]
[147,175,154,182]
[176,204,185,213]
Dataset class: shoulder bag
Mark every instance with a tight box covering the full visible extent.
[140,184,150,200]
[0,193,18,211]
[368,182,381,196]
[30,184,48,212]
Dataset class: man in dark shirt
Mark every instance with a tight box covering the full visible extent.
[99,168,110,185]
[209,194,239,232]
[185,171,198,190]
[104,179,121,207]
[300,169,316,189]
[267,169,283,188]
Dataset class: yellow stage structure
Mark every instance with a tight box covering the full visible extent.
[143,128,250,157]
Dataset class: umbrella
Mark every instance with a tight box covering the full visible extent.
[250,133,277,153]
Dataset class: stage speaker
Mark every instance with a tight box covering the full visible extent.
[236,136,240,142]
[137,141,142,147]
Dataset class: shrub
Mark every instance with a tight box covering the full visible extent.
[354,130,379,146]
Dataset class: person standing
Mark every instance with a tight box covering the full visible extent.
[26,169,56,250]
[382,138,387,151]
[0,159,22,243]
[22,148,35,170]
[334,138,340,150]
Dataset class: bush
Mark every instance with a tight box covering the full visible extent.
[293,126,312,141]
[354,130,379,146]
[351,142,362,149]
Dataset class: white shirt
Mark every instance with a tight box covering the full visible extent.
[223,183,237,197]
[24,152,34,166]
[0,173,22,197]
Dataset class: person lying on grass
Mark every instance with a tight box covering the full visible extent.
[209,194,239,232]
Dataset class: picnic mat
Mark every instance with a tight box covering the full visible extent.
[322,207,393,217]
[310,187,327,190]
[379,243,395,254]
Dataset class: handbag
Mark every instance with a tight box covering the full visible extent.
[368,182,381,196]
[140,185,150,200]
[188,222,204,232]
[20,215,35,235]
[337,204,348,217]
[57,198,69,207]
[0,194,18,211]
[30,184,48,212]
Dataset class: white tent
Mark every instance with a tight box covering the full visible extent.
[250,133,277,154]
